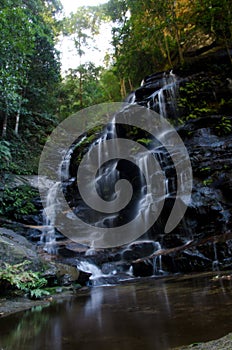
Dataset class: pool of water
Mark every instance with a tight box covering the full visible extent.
[1,272,232,350]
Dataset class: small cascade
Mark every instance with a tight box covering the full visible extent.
[137,71,179,119]
[75,239,166,285]
[125,91,136,104]
[76,260,103,282]
[41,181,61,253]
[61,147,74,179]
[85,247,97,256]
[212,241,220,271]
[152,242,163,275]
[76,259,133,286]
[40,136,86,252]
[148,72,178,118]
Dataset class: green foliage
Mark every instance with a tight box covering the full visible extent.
[0,185,38,219]
[0,140,11,171]
[199,167,214,186]
[58,63,121,120]
[0,0,61,137]
[63,6,102,59]
[29,288,50,299]
[200,167,211,173]
[194,0,232,47]
[137,138,153,146]
[0,0,231,178]
[105,0,232,95]
[99,69,121,102]
[177,79,216,122]
[59,62,102,117]
[203,178,213,186]
[71,125,104,165]
[0,261,48,299]
[215,116,232,135]
[0,4,36,124]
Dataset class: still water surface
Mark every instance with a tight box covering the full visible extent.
[1,273,232,350]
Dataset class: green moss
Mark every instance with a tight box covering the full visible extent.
[137,138,153,146]
[177,73,231,124]
[203,178,213,186]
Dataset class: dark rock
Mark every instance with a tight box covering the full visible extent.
[101,262,118,274]
[163,250,212,273]
[77,270,91,286]
[132,260,153,277]
[122,241,156,261]
[42,262,80,287]
[59,274,74,286]
[0,228,43,270]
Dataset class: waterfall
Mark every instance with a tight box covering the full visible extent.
[152,242,163,275]
[41,181,61,253]
[76,240,165,285]
[144,71,178,119]
[76,259,133,286]
[76,260,103,280]
[40,136,86,252]
[212,241,219,271]
[40,70,189,282]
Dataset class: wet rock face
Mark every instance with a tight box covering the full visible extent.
[128,54,232,276]
[122,241,156,261]
[132,50,232,274]
[58,50,232,278]
[179,120,232,240]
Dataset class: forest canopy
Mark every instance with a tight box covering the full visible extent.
[0,0,231,172]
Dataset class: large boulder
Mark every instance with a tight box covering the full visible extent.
[0,228,43,270]
[0,228,81,287]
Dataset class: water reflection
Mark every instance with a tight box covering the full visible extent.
[84,286,104,328]
[1,273,232,350]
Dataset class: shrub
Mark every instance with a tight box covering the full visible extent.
[0,185,38,220]
[0,261,49,299]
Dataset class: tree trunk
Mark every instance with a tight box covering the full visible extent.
[225,41,232,65]
[156,38,167,60]
[223,34,232,65]
[2,113,8,138]
[14,113,20,135]
[128,78,133,91]
[170,1,184,65]
[2,99,8,138]
[14,97,22,135]
[120,78,127,99]
[164,34,173,67]
[175,29,184,64]
[79,71,83,108]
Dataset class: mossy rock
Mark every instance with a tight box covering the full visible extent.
[42,262,80,286]
[0,228,43,271]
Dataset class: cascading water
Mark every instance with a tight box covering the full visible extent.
[76,259,133,286]
[40,139,85,253]
[212,241,220,271]
[138,71,179,119]
[152,242,163,275]
[75,239,165,285]
[41,72,183,281]
[41,181,61,253]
